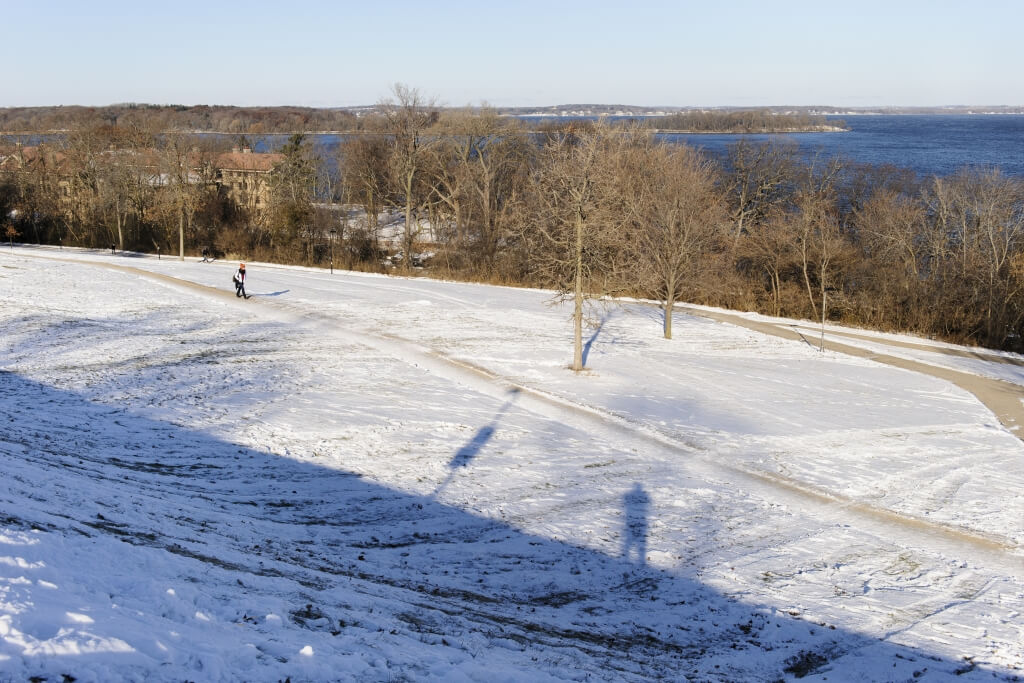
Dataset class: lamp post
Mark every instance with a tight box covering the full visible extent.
[329,228,337,275]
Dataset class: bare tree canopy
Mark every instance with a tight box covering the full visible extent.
[617,141,726,338]
[5,95,1024,353]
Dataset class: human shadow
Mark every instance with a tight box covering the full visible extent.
[253,289,290,297]
[622,483,650,566]
[0,372,1010,681]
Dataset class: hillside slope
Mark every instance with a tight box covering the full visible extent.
[1,247,1022,681]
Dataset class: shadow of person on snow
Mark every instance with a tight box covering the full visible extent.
[0,367,1005,682]
[622,482,650,566]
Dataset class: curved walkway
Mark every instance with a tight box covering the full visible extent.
[680,306,1024,438]
[6,250,1022,564]
[13,247,1024,438]
[14,247,1024,437]
[790,324,1024,367]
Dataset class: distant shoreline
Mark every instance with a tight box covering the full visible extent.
[0,126,851,136]
[10,114,1024,139]
[503,107,1024,117]
[651,125,848,134]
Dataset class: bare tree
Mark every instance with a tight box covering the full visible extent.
[927,170,1024,345]
[855,188,927,280]
[619,141,726,338]
[160,133,213,260]
[741,208,800,317]
[428,107,532,274]
[425,110,475,254]
[339,134,390,266]
[122,125,160,250]
[725,139,797,253]
[96,145,139,251]
[340,135,388,234]
[518,123,627,371]
[267,133,317,256]
[8,143,64,245]
[57,130,104,247]
[380,84,438,270]
[790,189,853,338]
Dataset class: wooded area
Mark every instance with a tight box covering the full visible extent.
[0,104,364,134]
[3,89,1023,357]
[0,103,840,135]
[648,110,844,132]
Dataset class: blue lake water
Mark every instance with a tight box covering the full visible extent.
[663,115,1024,178]
[290,114,1023,179]
[8,115,1022,179]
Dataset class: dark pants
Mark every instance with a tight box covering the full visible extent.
[236,283,247,298]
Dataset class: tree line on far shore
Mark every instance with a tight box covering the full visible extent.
[0,102,839,135]
[3,85,1023,360]
[647,110,843,132]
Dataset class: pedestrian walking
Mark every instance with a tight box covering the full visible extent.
[233,263,250,299]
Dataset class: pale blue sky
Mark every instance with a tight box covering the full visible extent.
[3,0,1021,107]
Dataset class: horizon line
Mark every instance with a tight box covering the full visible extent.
[2,102,1023,111]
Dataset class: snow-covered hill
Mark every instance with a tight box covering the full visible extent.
[1,246,1022,681]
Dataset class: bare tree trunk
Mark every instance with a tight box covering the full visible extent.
[801,238,818,320]
[820,281,828,351]
[731,202,747,253]
[573,208,585,371]
[115,196,124,251]
[403,169,415,271]
[664,293,674,339]
[770,269,781,317]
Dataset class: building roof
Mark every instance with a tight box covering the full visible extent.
[2,144,287,181]
[215,149,285,173]
[0,145,69,173]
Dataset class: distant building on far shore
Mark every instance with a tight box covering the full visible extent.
[214,147,285,214]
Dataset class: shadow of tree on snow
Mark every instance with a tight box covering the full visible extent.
[0,369,1003,681]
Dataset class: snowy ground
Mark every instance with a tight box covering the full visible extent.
[1,245,1022,682]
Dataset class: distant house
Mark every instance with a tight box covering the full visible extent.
[0,143,74,207]
[214,147,285,215]
[99,148,167,186]
[3,143,288,224]
[0,143,69,175]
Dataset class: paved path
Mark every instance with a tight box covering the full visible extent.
[789,323,1024,367]
[11,247,1024,439]
[680,306,1024,438]
[6,249,1023,564]
[89,253,1024,441]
